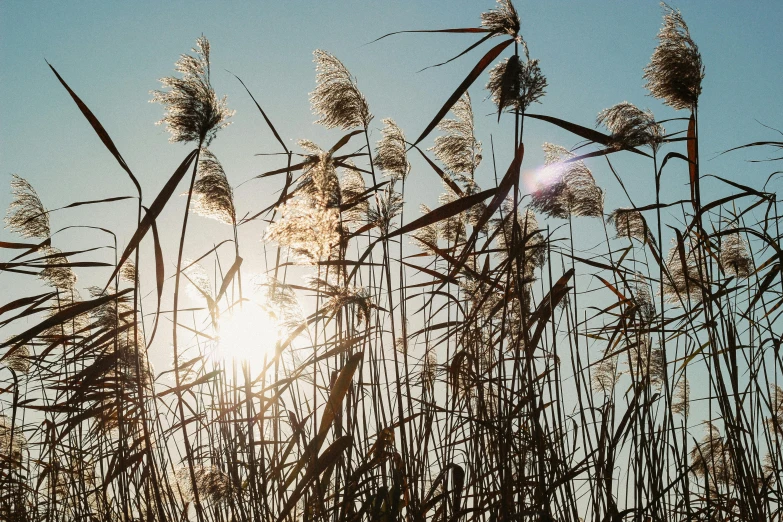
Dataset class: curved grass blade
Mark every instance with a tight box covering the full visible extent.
[230,72,289,154]
[144,206,165,349]
[417,33,495,72]
[47,61,142,197]
[411,144,463,196]
[384,187,496,240]
[526,113,651,158]
[451,142,524,278]
[0,288,133,351]
[687,114,698,205]
[412,38,513,148]
[369,27,491,45]
[106,149,198,288]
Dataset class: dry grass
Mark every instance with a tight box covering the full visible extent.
[1,2,781,521]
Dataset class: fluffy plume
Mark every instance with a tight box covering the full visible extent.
[309,277,372,324]
[631,276,656,326]
[411,204,440,255]
[437,188,467,244]
[87,286,150,384]
[310,50,372,130]
[367,184,403,235]
[530,144,604,219]
[339,162,369,226]
[255,276,303,332]
[374,119,410,181]
[151,36,233,146]
[662,238,708,304]
[266,200,340,262]
[596,102,663,150]
[430,93,482,176]
[120,259,137,284]
[672,378,690,416]
[607,208,655,245]
[296,141,341,209]
[481,0,520,39]
[38,246,77,290]
[5,174,50,238]
[458,175,488,231]
[492,200,546,277]
[643,4,704,110]
[690,423,734,486]
[267,141,343,261]
[190,149,236,224]
[486,54,547,115]
[768,384,783,435]
[4,344,31,374]
[175,465,231,504]
[592,347,620,393]
[626,336,666,387]
[720,230,753,279]
[183,262,213,303]
[0,414,26,468]
[420,349,437,392]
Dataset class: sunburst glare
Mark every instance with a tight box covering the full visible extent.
[212,302,280,365]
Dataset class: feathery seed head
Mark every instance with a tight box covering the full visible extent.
[176,465,231,504]
[420,349,437,392]
[183,261,214,303]
[607,208,655,245]
[769,384,783,434]
[690,423,734,486]
[266,140,343,262]
[309,277,372,323]
[411,204,440,255]
[339,162,369,226]
[597,102,664,151]
[266,200,340,262]
[720,230,753,279]
[631,275,656,326]
[368,184,403,235]
[531,144,604,219]
[152,36,233,146]
[430,93,482,177]
[310,50,373,130]
[626,336,666,387]
[0,415,26,468]
[672,378,690,416]
[190,148,236,224]
[492,201,546,276]
[5,174,50,238]
[297,141,341,209]
[486,54,547,115]
[662,238,708,304]
[4,344,31,374]
[592,347,620,393]
[481,0,521,39]
[643,4,704,110]
[38,246,77,290]
[457,174,489,231]
[438,188,467,244]
[120,259,137,284]
[374,119,410,181]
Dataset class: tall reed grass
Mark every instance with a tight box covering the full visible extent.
[1,2,781,521]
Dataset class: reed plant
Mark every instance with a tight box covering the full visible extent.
[1,2,781,521]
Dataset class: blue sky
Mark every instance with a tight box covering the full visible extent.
[1,0,782,329]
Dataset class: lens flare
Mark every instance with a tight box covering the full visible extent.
[524,164,561,193]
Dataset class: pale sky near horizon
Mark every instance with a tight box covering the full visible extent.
[1,1,782,362]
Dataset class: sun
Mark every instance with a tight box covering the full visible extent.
[213,302,280,365]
